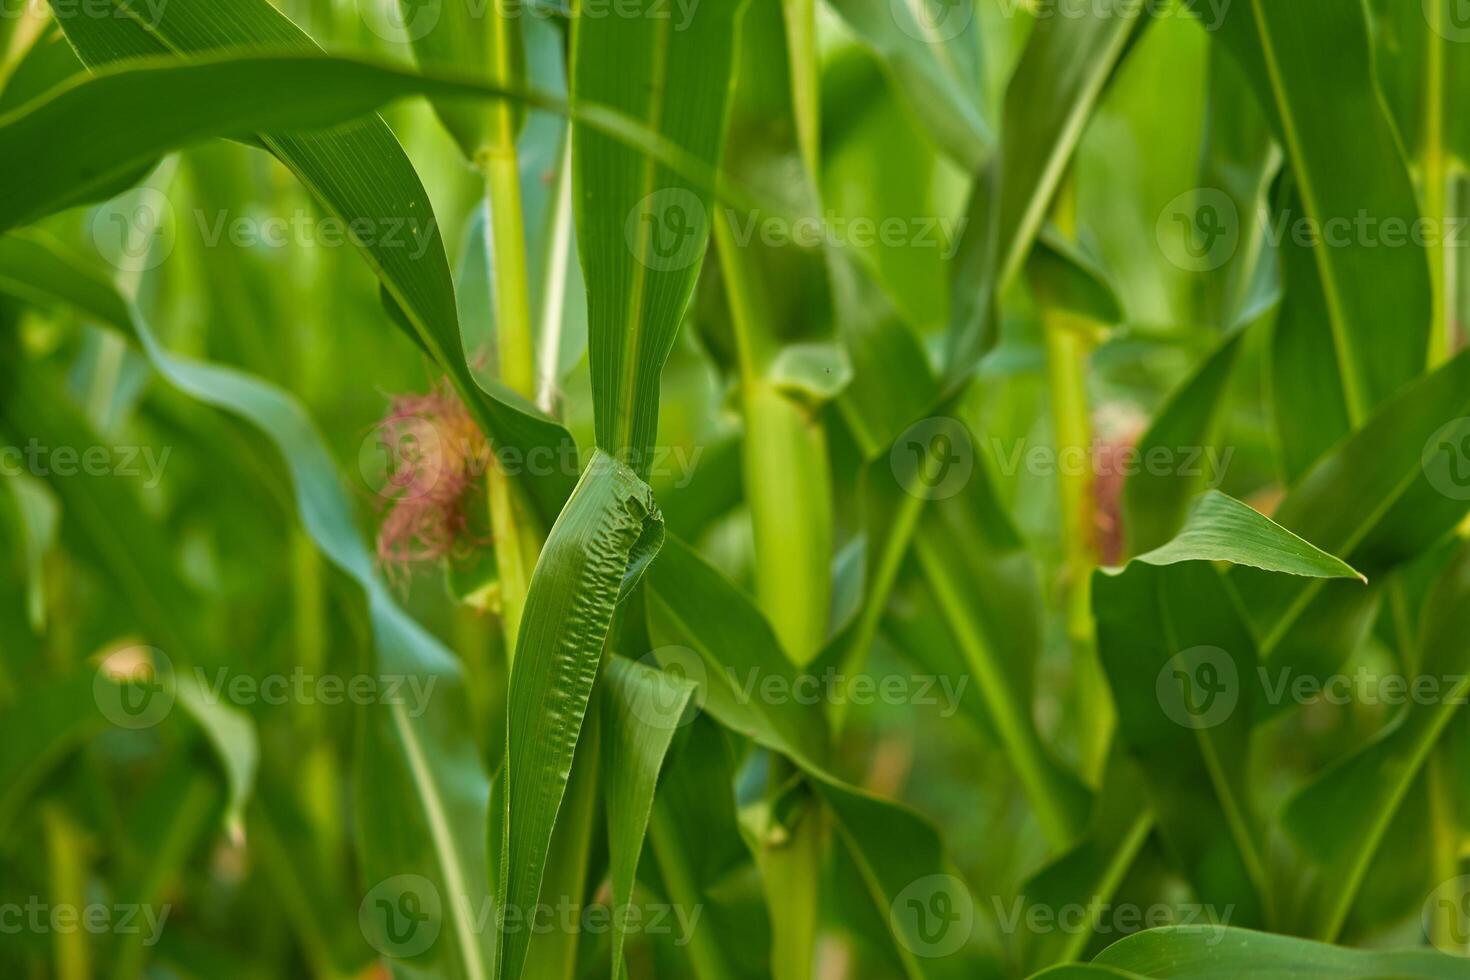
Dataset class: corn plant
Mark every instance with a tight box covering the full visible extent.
[4,0,1470,977]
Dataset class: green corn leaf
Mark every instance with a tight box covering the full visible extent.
[175,671,258,832]
[497,450,663,980]
[1122,334,1245,556]
[1277,539,1470,940]
[1094,491,1361,925]
[644,535,980,979]
[824,0,991,171]
[946,0,1145,384]
[1230,347,1470,682]
[1267,182,1354,482]
[601,656,695,975]
[645,536,831,765]
[571,0,743,475]
[1088,925,1470,979]
[1124,490,1364,581]
[647,717,770,980]
[1095,559,1269,926]
[1210,0,1432,422]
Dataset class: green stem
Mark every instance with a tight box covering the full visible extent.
[482,153,537,398]
[917,535,1085,848]
[1429,747,1463,952]
[712,210,832,665]
[1044,310,1110,784]
[43,803,89,980]
[780,0,820,184]
[480,154,539,654]
[1055,812,1154,965]
[1426,0,1450,367]
[834,489,926,732]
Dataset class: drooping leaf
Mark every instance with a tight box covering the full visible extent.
[1094,491,1362,925]
[1125,490,1363,581]
[497,451,664,980]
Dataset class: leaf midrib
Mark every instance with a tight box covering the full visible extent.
[1248,0,1367,425]
[615,10,675,459]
